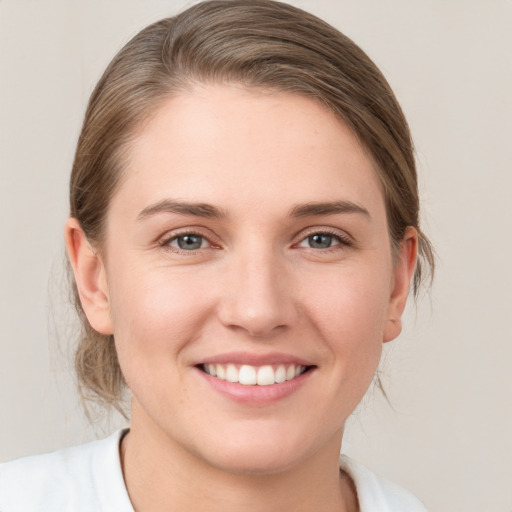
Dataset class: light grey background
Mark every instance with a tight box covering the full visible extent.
[1,1,511,511]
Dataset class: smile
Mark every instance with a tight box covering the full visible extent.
[200,363,310,386]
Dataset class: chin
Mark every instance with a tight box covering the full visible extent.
[202,444,302,476]
[186,424,324,476]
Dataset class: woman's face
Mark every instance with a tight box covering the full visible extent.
[77,85,415,474]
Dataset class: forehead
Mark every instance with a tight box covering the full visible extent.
[113,85,384,219]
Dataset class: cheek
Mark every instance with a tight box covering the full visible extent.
[303,265,390,383]
[304,262,390,338]
[107,265,214,371]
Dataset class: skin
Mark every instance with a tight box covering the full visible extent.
[66,85,417,512]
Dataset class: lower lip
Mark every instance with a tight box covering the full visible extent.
[195,367,314,406]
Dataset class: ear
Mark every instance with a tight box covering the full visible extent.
[65,217,113,335]
[383,226,418,343]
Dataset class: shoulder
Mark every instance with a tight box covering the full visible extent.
[0,429,133,512]
[340,455,428,512]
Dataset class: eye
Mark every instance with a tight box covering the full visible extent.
[297,231,350,250]
[305,233,337,249]
[168,234,209,251]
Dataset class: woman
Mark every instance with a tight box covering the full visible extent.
[0,1,433,510]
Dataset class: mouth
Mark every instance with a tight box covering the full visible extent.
[197,363,314,386]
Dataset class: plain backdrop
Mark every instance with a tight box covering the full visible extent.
[1,1,511,511]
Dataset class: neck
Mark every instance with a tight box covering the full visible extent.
[121,406,357,512]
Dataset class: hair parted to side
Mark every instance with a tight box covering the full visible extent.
[69,0,435,415]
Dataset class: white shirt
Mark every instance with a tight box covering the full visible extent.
[0,430,427,511]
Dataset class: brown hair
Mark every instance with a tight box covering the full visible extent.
[69,0,434,414]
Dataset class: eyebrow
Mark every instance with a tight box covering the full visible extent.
[289,200,371,219]
[137,199,228,220]
[137,199,370,221]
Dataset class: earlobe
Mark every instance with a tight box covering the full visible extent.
[64,217,113,335]
[383,227,418,343]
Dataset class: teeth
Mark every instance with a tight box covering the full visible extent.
[239,365,257,385]
[203,363,307,385]
[225,364,238,383]
[256,365,274,386]
[216,364,226,380]
[275,365,287,383]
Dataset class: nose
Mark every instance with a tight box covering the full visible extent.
[217,249,298,338]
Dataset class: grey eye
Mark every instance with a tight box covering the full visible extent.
[307,234,334,249]
[174,234,205,250]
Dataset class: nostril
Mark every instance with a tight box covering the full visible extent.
[216,268,298,337]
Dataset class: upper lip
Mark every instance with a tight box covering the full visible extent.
[194,351,314,367]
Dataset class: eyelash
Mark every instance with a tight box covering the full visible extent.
[158,228,353,254]
[159,229,216,254]
[296,228,353,252]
